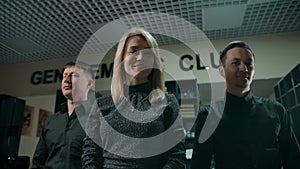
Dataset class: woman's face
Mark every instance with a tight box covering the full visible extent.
[123,35,155,85]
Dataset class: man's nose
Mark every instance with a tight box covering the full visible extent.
[240,63,248,72]
[63,75,72,83]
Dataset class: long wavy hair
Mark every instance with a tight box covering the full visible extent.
[111,27,166,104]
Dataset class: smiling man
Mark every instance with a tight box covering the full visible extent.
[191,41,299,169]
[32,61,94,169]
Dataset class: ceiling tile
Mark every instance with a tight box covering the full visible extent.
[248,0,278,5]
[202,4,246,31]
[0,37,44,54]
[0,0,299,64]
[88,23,106,33]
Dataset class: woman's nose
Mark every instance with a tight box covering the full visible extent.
[136,51,143,60]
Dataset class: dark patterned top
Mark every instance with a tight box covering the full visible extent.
[82,82,186,169]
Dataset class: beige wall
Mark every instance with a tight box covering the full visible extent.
[17,95,56,168]
[1,32,299,97]
[212,32,300,79]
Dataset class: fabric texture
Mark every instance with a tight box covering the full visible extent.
[191,91,299,169]
[32,100,92,169]
[82,82,186,169]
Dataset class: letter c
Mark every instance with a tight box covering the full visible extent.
[179,55,193,71]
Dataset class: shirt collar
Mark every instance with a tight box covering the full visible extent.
[60,102,68,114]
[225,91,254,105]
[76,100,93,117]
[60,99,93,116]
[124,81,152,95]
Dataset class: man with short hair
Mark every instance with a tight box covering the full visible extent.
[191,41,299,169]
[32,61,95,169]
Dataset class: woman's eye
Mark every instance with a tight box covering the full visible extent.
[128,49,154,57]
[129,49,136,53]
[129,50,138,55]
[143,50,154,56]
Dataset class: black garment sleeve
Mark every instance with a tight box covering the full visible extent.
[190,106,213,169]
[162,94,186,169]
[277,103,300,169]
[32,118,50,169]
[162,141,186,169]
[82,137,103,169]
[82,101,103,169]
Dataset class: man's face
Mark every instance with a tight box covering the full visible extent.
[220,47,255,92]
[61,66,91,102]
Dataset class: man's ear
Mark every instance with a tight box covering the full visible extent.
[219,66,225,78]
[87,80,94,88]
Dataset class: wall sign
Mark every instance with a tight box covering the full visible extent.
[30,54,219,85]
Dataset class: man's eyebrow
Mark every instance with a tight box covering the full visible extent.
[71,71,80,75]
[63,71,78,75]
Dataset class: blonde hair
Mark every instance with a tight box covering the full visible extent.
[111,27,166,104]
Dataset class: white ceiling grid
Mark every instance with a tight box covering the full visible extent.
[0,0,299,64]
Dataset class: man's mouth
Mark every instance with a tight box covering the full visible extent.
[239,73,250,78]
[63,86,72,90]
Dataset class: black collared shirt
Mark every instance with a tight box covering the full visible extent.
[32,101,91,169]
[191,92,299,169]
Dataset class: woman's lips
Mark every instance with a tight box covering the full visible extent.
[133,64,145,71]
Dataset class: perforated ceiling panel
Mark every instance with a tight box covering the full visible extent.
[0,0,299,64]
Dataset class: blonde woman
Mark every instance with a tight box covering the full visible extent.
[82,27,186,169]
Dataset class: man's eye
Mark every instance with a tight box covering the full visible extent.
[71,73,79,78]
[232,61,240,65]
[246,62,253,67]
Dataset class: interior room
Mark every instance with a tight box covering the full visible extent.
[0,0,299,168]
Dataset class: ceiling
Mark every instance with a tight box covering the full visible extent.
[0,0,300,65]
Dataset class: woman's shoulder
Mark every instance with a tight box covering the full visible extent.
[165,93,178,103]
[97,94,113,103]
[96,94,115,112]
[163,93,180,112]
